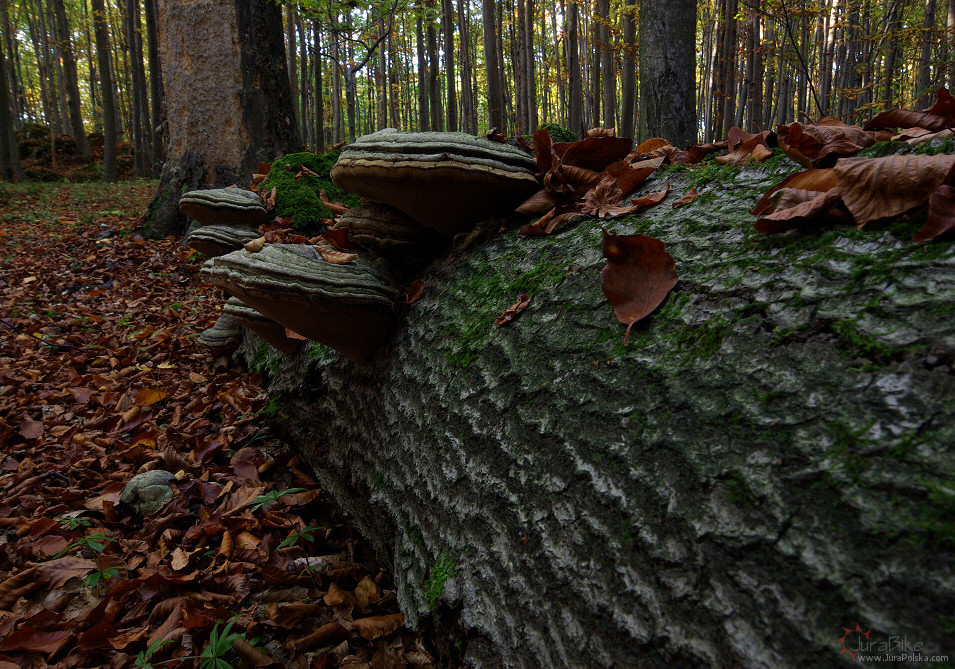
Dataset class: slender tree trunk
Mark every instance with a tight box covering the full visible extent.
[456,0,474,133]
[313,23,325,151]
[721,0,737,137]
[496,0,512,133]
[330,25,342,142]
[552,0,565,126]
[426,0,442,131]
[377,28,388,129]
[882,0,903,107]
[388,30,401,130]
[415,12,429,131]
[144,0,163,176]
[515,0,526,133]
[441,0,457,131]
[639,0,696,146]
[286,4,298,130]
[51,0,88,157]
[948,0,955,89]
[917,0,937,107]
[482,0,504,130]
[620,0,636,139]
[567,0,583,136]
[126,0,149,176]
[0,20,23,181]
[91,0,117,180]
[596,0,614,129]
[298,18,308,142]
[524,0,537,131]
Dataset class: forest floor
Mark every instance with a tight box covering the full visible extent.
[0,180,436,669]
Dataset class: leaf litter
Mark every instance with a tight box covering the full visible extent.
[0,183,434,668]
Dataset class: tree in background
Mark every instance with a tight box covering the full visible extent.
[145,0,300,237]
[90,0,117,181]
[640,0,697,146]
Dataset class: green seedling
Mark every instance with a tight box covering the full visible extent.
[83,566,120,588]
[278,525,324,549]
[199,616,244,669]
[55,516,92,531]
[54,531,117,558]
[245,487,306,513]
[133,638,169,669]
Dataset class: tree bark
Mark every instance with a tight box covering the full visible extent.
[639,0,696,146]
[0,23,22,181]
[620,0,636,140]
[145,0,299,237]
[144,0,164,176]
[426,0,442,131]
[482,0,504,131]
[882,0,903,107]
[50,0,88,158]
[720,0,737,138]
[415,12,429,131]
[313,22,325,152]
[567,0,583,136]
[91,0,117,181]
[596,0,614,129]
[524,0,537,132]
[917,0,937,107]
[126,0,150,176]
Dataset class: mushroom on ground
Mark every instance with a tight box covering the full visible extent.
[179,188,268,227]
[223,296,302,355]
[186,225,262,258]
[332,202,445,277]
[196,312,243,353]
[119,469,176,515]
[330,129,539,235]
[201,244,398,363]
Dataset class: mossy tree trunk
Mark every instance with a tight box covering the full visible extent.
[145,0,300,239]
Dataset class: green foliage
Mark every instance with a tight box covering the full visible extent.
[55,531,117,558]
[424,552,456,614]
[304,340,337,363]
[538,122,576,143]
[134,639,169,669]
[55,515,92,531]
[259,150,362,236]
[278,525,324,549]
[245,487,307,513]
[83,565,120,588]
[199,617,244,669]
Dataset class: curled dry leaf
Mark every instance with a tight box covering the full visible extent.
[316,246,358,265]
[630,184,671,208]
[914,184,955,242]
[834,153,955,227]
[863,108,953,132]
[319,189,349,215]
[672,188,699,209]
[776,122,874,167]
[715,136,773,166]
[585,127,616,137]
[284,328,308,341]
[681,140,728,165]
[352,613,405,640]
[755,188,849,234]
[600,231,678,345]
[751,168,838,216]
[495,295,531,326]
[18,419,43,440]
[403,280,425,304]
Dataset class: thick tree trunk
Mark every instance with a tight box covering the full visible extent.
[91,0,117,181]
[144,0,164,176]
[0,29,22,181]
[240,157,955,668]
[145,0,299,237]
[639,0,696,147]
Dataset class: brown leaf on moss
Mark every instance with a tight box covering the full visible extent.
[555,136,632,171]
[600,232,678,344]
[495,295,531,327]
[402,280,425,305]
[751,168,839,216]
[777,122,874,167]
[319,189,349,215]
[755,188,850,234]
[714,135,773,166]
[680,140,728,165]
[672,188,699,209]
[914,184,955,242]
[922,87,955,122]
[835,153,955,227]
[863,108,953,132]
[519,203,585,236]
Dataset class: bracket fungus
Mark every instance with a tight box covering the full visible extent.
[186,225,262,258]
[179,188,268,227]
[330,129,539,235]
[223,296,302,355]
[332,202,445,277]
[196,312,243,353]
[201,244,398,362]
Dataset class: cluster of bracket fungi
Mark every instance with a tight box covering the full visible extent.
[186,129,540,362]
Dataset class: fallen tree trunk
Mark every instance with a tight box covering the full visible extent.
[239,157,955,667]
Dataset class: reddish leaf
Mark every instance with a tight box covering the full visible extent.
[133,388,169,406]
[352,613,405,640]
[914,184,955,242]
[18,419,43,440]
[672,188,699,209]
[532,127,553,173]
[600,232,678,344]
[680,140,728,165]
[556,136,633,171]
[402,280,425,304]
[923,87,955,122]
[863,108,953,132]
[516,188,559,215]
[630,184,671,208]
[495,295,531,326]
[755,188,850,234]
[751,168,839,216]
[0,625,70,653]
[777,122,873,167]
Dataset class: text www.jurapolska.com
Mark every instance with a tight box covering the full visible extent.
[855,654,949,663]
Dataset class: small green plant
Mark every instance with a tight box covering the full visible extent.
[199,616,244,669]
[278,525,324,549]
[55,515,92,531]
[54,531,117,558]
[245,487,307,513]
[164,302,185,313]
[116,314,134,327]
[83,565,120,588]
[134,638,168,669]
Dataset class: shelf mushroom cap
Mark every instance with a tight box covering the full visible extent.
[196,313,243,353]
[186,225,261,258]
[332,201,444,271]
[179,188,268,227]
[223,296,302,355]
[330,129,539,236]
[201,244,398,363]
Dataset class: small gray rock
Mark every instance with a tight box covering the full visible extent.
[120,470,177,515]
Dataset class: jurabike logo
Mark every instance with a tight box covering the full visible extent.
[839,623,871,661]
[839,623,937,662]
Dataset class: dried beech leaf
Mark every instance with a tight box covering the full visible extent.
[835,153,955,226]
[403,280,425,304]
[914,184,955,242]
[532,127,553,173]
[755,188,849,234]
[495,295,531,326]
[557,136,632,171]
[630,184,671,208]
[133,388,168,406]
[319,189,349,215]
[923,87,955,123]
[516,189,559,215]
[18,418,44,440]
[681,140,728,164]
[863,108,953,132]
[633,137,670,154]
[600,232,678,344]
[672,188,699,209]
[354,575,383,609]
[585,127,616,137]
[316,246,358,265]
[752,168,839,216]
[352,613,405,640]
[777,122,873,167]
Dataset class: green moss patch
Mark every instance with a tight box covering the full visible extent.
[260,150,363,236]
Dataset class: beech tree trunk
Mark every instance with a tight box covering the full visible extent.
[0,28,22,181]
[442,0,457,132]
[639,0,697,147]
[620,0,636,140]
[144,0,164,176]
[415,12,429,131]
[567,0,583,136]
[50,0,88,158]
[145,0,299,238]
[91,0,117,181]
[482,0,504,131]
